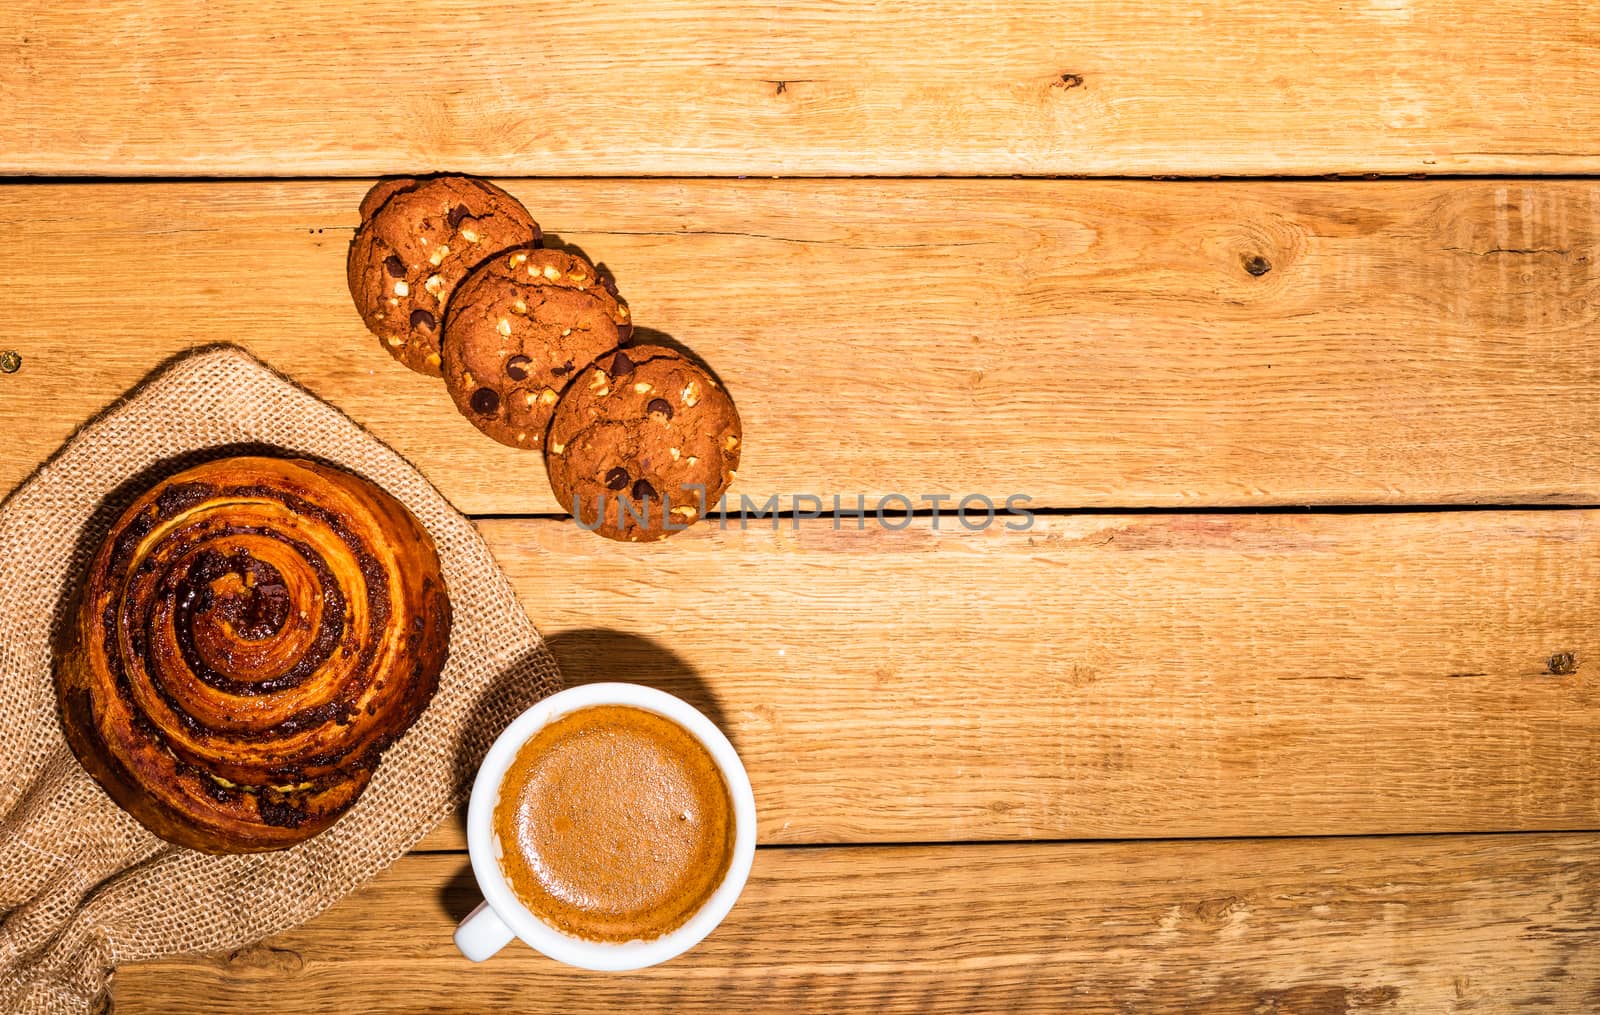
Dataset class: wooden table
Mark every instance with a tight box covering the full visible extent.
[4,2,1599,1010]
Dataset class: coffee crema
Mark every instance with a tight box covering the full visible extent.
[493,704,734,943]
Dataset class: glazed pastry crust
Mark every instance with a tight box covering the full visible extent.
[55,456,452,854]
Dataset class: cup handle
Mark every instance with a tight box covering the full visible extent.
[454,900,516,962]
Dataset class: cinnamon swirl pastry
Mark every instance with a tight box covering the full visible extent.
[55,456,452,854]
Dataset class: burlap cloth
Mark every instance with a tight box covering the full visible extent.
[0,346,563,1013]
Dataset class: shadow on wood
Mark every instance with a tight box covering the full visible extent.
[440,628,731,846]
[435,858,479,926]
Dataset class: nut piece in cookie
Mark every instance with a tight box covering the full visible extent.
[442,258,623,450]
[497,246,633,343]
[546,346,741,541]
[347,176,541,377]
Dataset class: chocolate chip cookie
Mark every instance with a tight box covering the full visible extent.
[442,263,624,450]
[347,176,541,376]
[546,346,741,541]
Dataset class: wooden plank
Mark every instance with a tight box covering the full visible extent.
[398,510,1600,850]
[4,179,1599,514]
[4,2,1600,176]
[111,834,1600,1013]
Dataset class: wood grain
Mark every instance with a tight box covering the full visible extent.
[4,179,1599,514]
[395,510,1600,849]
[111,834,1600,1013]
[3,2,1600,177]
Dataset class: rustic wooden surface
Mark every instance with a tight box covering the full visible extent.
[4,180,1599,515]
[112,834,1600,1013]
[390,512,1600,848]
[1,0,1597,1009]
[3,1,1600,176]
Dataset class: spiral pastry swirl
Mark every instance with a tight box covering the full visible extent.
[56,456,452,854]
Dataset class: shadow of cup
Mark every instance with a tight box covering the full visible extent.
[444,628,733,844]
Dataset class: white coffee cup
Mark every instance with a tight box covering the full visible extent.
[453,682,757,970]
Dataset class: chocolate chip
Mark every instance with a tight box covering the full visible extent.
[505,355,532,381]
[470,388,500,415]
[647,398,674,421]
[384,255,406,278]
[409,309,436,330]
[448,205,471,228]
[631,478,657,500]
[609,351,635,376]
[551,362,574,377]
[605,467,630,490]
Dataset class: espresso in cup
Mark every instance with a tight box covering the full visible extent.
[492,704,735,943]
